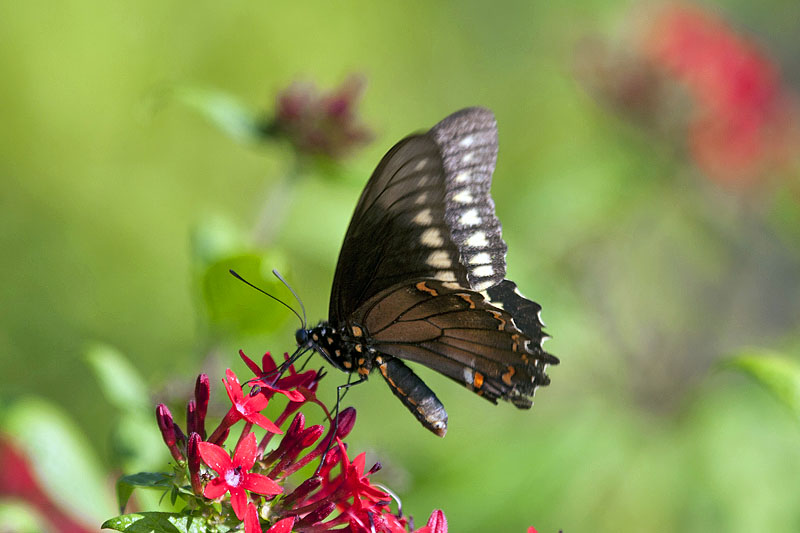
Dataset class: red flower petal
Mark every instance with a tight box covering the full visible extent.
[242,472,283,496]
[197,441,233,474]
[233,432,258,471]
[230,486,248,520]
[260,352,278,374]
[244,411,283,434]
[203,477,229,499]
[244,503,262,533]
[240,350,263,377]
[224,369,244,404]
[265,517,295,533]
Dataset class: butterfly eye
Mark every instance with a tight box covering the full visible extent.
[295,329,309,346]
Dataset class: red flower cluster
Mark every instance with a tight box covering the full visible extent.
[643,3,798,186]
[153,351,445,533]
[263,75,373,160]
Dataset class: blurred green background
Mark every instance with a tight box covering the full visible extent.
[3,1,800,532]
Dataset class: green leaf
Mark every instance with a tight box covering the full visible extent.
[2,397,116,524]
[116,472,174,512]
[102,511,234,533]
[170,86,261,144]
[85,344,166,473]
[200,251,292,335]
[725,349,800,419]
[191,216,248,267]
[85,343,149,411]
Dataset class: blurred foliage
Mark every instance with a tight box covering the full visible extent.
[2,1,800,532]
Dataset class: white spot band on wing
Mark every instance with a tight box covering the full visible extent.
[426,250,451,268]
[469,252,492,264]
[466,231,489,247]
[458,208,481,226]
[413,208,433,225]
[453,190,474,204]
[421,228,444,247]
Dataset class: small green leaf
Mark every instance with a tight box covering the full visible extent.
[170,86,261,144]
[116,472,174,512]
[725,349,800,419]
[201,252,292,335]
[191,216,248,266]
[3,397,116,524]
[102,511,234,533]
[85,343,149,411]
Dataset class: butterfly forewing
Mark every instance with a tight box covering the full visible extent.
[431,108,507,291]
[330,108,508,323]
[329,136,467,323]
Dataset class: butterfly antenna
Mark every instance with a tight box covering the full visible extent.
[272,269,307,329]
[228,270,304,328]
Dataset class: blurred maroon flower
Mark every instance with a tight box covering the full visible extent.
[264,75,373,160]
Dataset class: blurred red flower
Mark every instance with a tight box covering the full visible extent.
[575,2,799,187]
[643,3,798,186]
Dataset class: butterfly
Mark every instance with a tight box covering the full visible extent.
[294,107,558,436]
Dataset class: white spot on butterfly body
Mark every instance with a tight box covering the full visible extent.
[413,209,433,225]
[454,172,470,183]
[418,176,429,186]
[469,252,492,264]
[415,193,429,205]
[462,152,474,163]
[459,208,481,226]
[459,135,475,148]
[453,190,473,204]
[466,231,489,247]
[414,159,428,171]
[472,264,495,278]
[442,281,461,289]
[426,250,451,268]
[537,310,546,327]
[421,228,444,247]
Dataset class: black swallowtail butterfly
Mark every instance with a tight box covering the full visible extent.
[295,107,558,436]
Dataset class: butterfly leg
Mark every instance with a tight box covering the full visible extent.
[376,355,448,437]
[315,372,368,475]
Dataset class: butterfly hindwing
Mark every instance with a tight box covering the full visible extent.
[351,279,557,408]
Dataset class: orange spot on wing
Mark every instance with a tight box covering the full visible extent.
[416,281,439,296]
[502,366,516,386]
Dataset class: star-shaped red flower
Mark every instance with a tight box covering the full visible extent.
[198,432,283,520]
[222,369,283,434]
[239,350,310,402]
